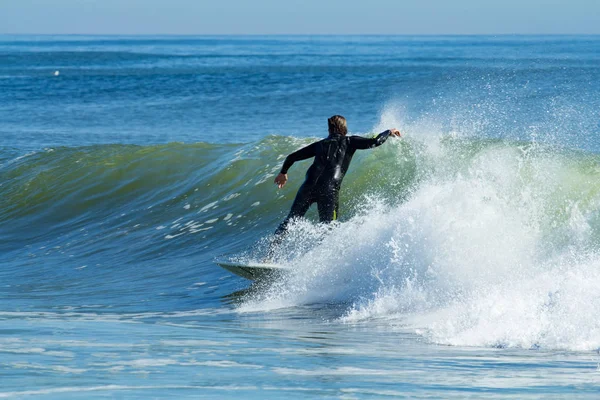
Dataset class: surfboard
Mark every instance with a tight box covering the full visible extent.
[215,260,291,281]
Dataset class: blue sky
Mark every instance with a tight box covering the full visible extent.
[1,0,599,35]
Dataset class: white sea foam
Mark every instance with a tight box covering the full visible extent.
[223,193,240,201]
[199,201,218,212]
[239,126,600,352]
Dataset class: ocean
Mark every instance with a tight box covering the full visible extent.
[1,35,600,398]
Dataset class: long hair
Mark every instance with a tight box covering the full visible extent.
[328,115,347,136]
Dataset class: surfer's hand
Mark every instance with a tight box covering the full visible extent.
[389,129,401,137]
[274,173,288,189]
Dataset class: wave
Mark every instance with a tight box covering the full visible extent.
[3,134,599,254]
[0,135,418,250]
[4,132,600,351]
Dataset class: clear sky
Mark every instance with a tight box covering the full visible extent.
[1,0,599,35]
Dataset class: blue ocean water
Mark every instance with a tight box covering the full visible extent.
[1,35,600,398]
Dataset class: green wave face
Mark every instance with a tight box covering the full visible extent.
[2,135,600,260]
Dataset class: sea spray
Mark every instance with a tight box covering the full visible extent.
[239,132,600,351]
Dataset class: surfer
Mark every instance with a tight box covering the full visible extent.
[272,115,401,239]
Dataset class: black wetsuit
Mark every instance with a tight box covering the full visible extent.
[275,130,393,235]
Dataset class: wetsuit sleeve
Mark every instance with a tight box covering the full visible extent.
[280,142,318,174]
[348,130,392,150]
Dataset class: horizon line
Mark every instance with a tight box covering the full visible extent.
[2,33,600,37]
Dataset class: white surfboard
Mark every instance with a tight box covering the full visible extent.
[215,260,291,281]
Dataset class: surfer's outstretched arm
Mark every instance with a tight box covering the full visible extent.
[349,129,401,150]
[274,142,317,188]
[280,142,318,173]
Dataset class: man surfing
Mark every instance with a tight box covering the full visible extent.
[272,115,401,240]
